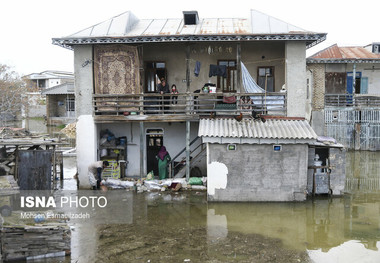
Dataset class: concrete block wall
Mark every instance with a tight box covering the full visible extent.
[207,143,308,202]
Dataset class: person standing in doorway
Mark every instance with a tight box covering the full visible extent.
[88,160,109,190]
[156,146,171,180]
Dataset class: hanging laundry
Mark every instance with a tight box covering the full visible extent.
[194,61,201,77]
[209,64,227,78]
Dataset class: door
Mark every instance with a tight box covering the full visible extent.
[346,72,362,94]
[146,129,163,177]
[346,72,362,104]
[361,77,368,94]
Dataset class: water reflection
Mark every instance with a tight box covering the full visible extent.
[3,120,380,263]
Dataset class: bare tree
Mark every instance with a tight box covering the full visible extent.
[0,64,26,126]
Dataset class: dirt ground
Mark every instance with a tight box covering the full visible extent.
[96,222,310,263]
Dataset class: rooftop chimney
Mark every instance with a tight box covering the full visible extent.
[372,43,380,54]
[183,11,199,25]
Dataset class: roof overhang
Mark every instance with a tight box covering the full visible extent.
[307,58,380,64]
[202,137,315,145]
[52,33,326,50]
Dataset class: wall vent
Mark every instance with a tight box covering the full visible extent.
[183,11,199,25]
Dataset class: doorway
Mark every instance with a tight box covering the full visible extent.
[146,129,164,176]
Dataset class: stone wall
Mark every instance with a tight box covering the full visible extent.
[1,223,70,261]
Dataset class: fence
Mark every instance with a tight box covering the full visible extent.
[325,107,380,151]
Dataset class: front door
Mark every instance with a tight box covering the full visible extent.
[146,129,163,177]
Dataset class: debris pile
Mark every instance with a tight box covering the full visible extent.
[60,122,76,138]
[101,176,207,192]
[0,127,30,139]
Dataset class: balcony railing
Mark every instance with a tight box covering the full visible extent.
[93,92,286,120]
[325,94,380,108]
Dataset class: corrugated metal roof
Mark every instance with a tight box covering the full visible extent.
[42,83,75,95]
[198,118,317,140]
[309,44,380,60]
[53,10,325,48]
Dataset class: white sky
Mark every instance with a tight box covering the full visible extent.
[1,0,379,75]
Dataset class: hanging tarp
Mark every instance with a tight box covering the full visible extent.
[241,62,285,110]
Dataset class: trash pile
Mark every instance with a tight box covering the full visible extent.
[101,176,207,192]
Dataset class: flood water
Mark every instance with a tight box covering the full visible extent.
[4,119,380,262]
[49,151,380,263]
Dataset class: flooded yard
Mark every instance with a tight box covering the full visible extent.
[3,122,380,263]
[44,151,380,263]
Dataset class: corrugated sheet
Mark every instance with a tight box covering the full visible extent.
[42,83,74,95]
[67,9,312,39]
[198,118,317,140]
[250,10,306,34]
[310,44,380,60]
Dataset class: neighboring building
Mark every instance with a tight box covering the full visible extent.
[41,82,76,125]
[307,43,380,150]
[23,70,74,92]
[53,9,339,201]
[22,71,75,122]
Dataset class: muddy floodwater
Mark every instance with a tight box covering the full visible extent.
[9,151,380,263]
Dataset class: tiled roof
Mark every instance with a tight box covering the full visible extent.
[198,118,317,143]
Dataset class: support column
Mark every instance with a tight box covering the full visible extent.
[186,120,190,181]
[140,122,144,180]
[186,45,190,93]
[236,43,242,93]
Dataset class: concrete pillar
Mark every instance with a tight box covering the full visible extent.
[74,45,97,188]
[76,115,97,189]
[285,42,307,118]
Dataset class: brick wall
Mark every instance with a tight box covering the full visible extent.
[308,64,325,110]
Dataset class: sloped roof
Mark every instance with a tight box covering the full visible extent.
[307,44,380,63]
[24,70,74,80]
[53,10,326,49]
[198,118,317,144]
[41,82,75,95]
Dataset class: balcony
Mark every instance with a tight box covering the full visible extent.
[325,94,380,108]
[93,92,287,123]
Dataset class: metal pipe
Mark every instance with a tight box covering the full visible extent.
[186,120,190,181]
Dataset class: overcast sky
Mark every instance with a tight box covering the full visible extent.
[1,0,379,75]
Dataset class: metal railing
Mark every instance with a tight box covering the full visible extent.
[325,94,380,108]
[168,136,205,178]
[93,92,287,117]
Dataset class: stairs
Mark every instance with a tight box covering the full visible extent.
[168,136,206,178]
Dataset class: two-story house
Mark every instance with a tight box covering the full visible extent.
[53,10,343,201]
[307,43,380,150]
[23,70,75,123]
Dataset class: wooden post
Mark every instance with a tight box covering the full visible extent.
[140,122,144,180]
[186,120,190,181]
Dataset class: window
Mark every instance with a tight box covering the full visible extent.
[258,67,274,92]
[66,98,75,112]
[145,62,167,93]
[218,60,237,92]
